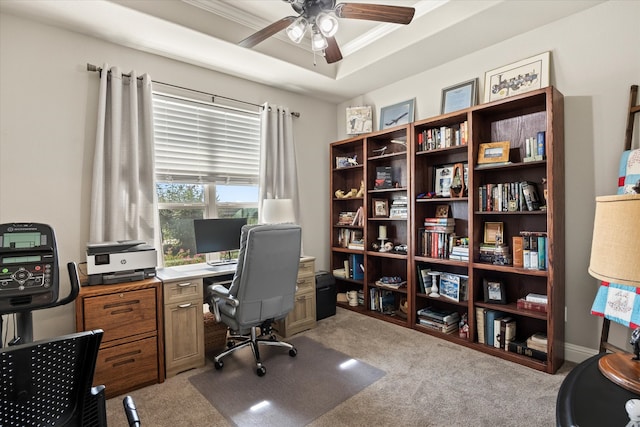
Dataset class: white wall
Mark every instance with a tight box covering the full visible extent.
[337,0,640,359]
[0,13,334,341]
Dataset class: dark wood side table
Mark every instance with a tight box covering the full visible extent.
[556,353,639,426]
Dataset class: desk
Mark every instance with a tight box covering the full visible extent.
[556,353,639,426]
[156,257,315,376]
[157,263,235,377]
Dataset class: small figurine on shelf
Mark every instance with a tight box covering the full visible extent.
[459,313,469,339]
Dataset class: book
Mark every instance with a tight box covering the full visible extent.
[522,233,531,269]
[508,339,547,361]
[484,310,506,347]
[525,293,548,304]
[527,332,548,352]
[350,253,364,280]
[375,166,393,189]
[512,236,524,268]
[537,131,546,157]
[417,307,460,324]
[475,307,486,344]
[521,181,541,211]
[537,234,546,270]
[529,236,538,270]
[495,317,516,349]
[517,298,547,313]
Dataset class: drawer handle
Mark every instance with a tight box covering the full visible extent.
[105,349,141,363]
[104,300,139,309]
[112,358,136,368]
[178,302,193,308]
[177,282,193,288]
[296,280,304,285]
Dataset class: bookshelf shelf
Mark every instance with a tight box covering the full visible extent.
[330,88,564,373]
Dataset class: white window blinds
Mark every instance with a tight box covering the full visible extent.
[153,93,261,185]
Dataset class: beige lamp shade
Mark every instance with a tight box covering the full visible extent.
[588,194,640,287]
[261,199,296,224]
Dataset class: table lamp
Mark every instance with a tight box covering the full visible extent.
[261,199,296,224]
[588,194,640,394]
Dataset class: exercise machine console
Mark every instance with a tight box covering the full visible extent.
[0,223,79,344]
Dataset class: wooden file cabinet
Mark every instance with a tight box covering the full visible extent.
[163,277,205,377]
[75,278,164,398]
[276,256,317,337]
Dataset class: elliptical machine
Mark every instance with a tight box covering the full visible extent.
[0,222,80,346]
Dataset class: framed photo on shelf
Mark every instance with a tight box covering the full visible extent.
[434,164,454,197]
[484,51,550,103]
[484,222,504,244]
[379,99,415,130]
[435,204,450,218]
[483,279,507,304]
[346,106,373,135]
[477,141,510,164]
[372,198,389,218]
[440,78,478,114]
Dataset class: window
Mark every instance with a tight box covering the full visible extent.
[153,93,261,266]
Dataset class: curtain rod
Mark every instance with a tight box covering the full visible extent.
[86,63,300,118]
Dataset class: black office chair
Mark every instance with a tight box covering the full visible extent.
[0,329,105,426]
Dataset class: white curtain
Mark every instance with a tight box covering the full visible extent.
[258,103,300,222]
[89,65,157,246]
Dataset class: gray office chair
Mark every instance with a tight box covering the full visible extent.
[205,223,302,376]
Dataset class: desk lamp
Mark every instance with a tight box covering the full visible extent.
[588,194,640,394]
[261,199,296,224]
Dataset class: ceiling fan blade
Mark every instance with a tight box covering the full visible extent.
[239,16,296,48]
[335,3,415,25]
[324,36,343,64]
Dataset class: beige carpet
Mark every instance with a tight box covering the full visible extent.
[189,335,385,426]
[106,307,574,426]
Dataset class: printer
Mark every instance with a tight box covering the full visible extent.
[86,240,157,285]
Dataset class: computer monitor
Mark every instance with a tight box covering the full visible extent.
[193,218,247,265]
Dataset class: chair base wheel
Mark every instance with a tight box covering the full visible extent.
[289,347,297,357]
[256,366,266,376]
[214,360,224,370]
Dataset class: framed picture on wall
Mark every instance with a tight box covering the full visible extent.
[484,51,550,103]
[441,78,478,114]
[379,99,415,130]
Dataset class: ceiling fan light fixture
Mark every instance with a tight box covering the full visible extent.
[311,30,328,51]
[286,17,308,43]
[316,11,339,37]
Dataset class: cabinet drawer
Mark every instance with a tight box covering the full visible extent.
[298,259,315,278]
[94,336,158,398]
[164,278,203,305]
[296,275,315,293]
[84,288,157,342]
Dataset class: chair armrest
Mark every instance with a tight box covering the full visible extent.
[123,395,141,427]
[205,284,239,322]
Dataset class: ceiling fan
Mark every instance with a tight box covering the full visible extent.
[239,0,415,64]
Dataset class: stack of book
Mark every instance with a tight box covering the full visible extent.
[449,245,469,261]
[527,333,548,352]
[508,332,548,361]
[517,293,548,313]
[420,217,455,258]
[389,196,408,219]
[336,211,357,225]
[416,307,460,334]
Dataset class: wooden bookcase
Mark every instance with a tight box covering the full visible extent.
[329,87,564,373]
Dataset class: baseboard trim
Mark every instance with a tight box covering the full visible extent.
[564,342,598,364]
